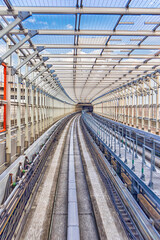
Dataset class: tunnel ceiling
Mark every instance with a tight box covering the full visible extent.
[0,0,160,103]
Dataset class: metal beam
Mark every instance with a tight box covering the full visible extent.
[0,30,37,64]
[35,71,55,86]
[20,44,160,50]
[30,64,52,84]
[10,29,160,37]
[0,7,160,15]
[35,54,160,59]
[12,46,44,75]
[47,62,158,66]
[22,57,49,79]
[53,68,153,72]
[0,11,30,39]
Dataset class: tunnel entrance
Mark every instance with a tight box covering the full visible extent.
[76,103,93,112]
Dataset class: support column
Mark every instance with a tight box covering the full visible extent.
[6,66,11,166]
[141,83,144,130]
[16,76,22,155]
[127,91,130,126]
[131,87,134,127]
[115,96,117,121]
[136,85,139,128]
[148,79,151,132]
[156,75,159,134]
[6,39,11,165]
[24,79,29,149]
[35,88,39,139]
[39,90,42,134]
[30,84,35,144]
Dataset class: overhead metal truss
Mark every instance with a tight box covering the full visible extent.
[0,0,160,103]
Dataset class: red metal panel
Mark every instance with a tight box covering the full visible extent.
[0,63,7,133]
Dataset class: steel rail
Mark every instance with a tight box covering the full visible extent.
[0,113,75,240]
[81,114,160,240]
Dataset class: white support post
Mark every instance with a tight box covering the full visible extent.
[127,90,130,126]
[16,51,22,155]
[42,92,45,131]
[148,78,151,132]
[39,90,42,134]
[24,76,29,149]
[6,66,11,165]
[16,76,21,155]
[30,81,35,144]
[35,89,39,139]
[131,87,134,127]
[136,85,139,128]
[142,82,144,130]
[6,39,11,166]
[156,75,159,134]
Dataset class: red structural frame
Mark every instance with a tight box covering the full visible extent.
[0,63,7,133]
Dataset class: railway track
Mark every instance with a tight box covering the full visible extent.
[1,113,159,240]
[48,115,100,240]
[81,118,143,240]
[93,113,160,165]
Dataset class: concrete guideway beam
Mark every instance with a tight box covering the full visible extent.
[0,30,37,64]
[0,7,160,15]
[22,57,49,79]
[11,46,44,75]
[0,11,31,39]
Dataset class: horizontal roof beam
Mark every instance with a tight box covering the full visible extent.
[38,54,160,59]
[1,7,160,15]
[10,29,160,37]
[52,68,153,72]
[46,62,158,66]
[56,77,133,80]
[21,44,160,50]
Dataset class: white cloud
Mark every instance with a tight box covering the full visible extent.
[27,17,36,23]
[39,21,48,25]
[66,24,73,29]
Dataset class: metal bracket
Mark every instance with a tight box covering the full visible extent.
[26,81,30,87]
[46,64,52,69]
[36,46,45,52]
[18,11,31,20]
[12,47,44,75]
[23,60,44,79]
[28,30,38,38]
[42,57,49,62]
[18,76,23,84]
[0,29,37,64]
[0,11,31,40]
[11,67,16,76]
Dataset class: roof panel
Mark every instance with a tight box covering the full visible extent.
[32,35,74,44]
[10,0,76,7]
[129,0,160,8]
[117,15,160,31]
[81,15,120,30]
[23,14,75,30]
[84,0,129,7]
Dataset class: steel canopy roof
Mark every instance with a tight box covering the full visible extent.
[0,0,160,103]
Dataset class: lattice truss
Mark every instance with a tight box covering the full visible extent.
[0,0,160,103]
